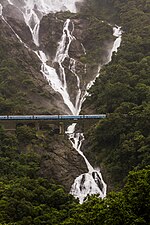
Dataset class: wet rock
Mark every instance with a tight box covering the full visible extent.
[37,135,88,191]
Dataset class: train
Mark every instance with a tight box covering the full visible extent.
[0,114,106,120]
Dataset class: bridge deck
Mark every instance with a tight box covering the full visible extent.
[0,114,106,121]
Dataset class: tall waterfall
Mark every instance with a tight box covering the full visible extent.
[0,0,122,203]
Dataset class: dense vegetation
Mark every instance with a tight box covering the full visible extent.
[0,34,39,114]
[0,127,150,224]
[0,0,150,224]
[0,127,150,225]
[62,167,150,225]
[84,0,150,190]
[0,126,77,224]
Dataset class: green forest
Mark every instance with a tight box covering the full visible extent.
[0,0,150,224]
[84,0,150,191]
[0,126,150,224]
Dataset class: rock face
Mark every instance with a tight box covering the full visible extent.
[2,3,33,46]
[38,135,88,191]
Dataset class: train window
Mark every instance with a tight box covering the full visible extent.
[0,116,7,120]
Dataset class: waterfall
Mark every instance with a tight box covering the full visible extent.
[0,4,2,16]
[66,124,107,203]
[1,0,122,203]
[106,25,122,64]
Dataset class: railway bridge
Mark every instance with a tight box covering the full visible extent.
[0,115,106,134]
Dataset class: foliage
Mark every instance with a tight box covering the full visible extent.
[0,127,150,224]
[0,126,76,224]
[83,0,150,190]
[0,30,53,114]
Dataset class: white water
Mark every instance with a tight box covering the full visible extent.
[36,17,87,115]
[0,3,2,16]
[67,124,107,203]
[5,0,82,46]
[36,49,76,115]
[35,17,84,115]
[2,0,122,203]
[106,25,122,63]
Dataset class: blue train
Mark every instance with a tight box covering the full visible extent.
[0,114,106,120]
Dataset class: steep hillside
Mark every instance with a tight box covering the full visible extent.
[0,12,70,115]
[83,0,150,191]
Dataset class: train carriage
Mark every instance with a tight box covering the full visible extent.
[83,114,106,119]
[8,115,33,120]
[33,115,59,120]
[60,115,84,120]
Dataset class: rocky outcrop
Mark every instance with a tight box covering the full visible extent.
[38,135,88,191]
[39,13,64,59]
[2,4,34,47]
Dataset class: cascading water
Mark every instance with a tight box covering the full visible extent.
[35,18,83,115]
[66,124,107,203]
[36,16,88,115]
[106,25,122,64]
[1,0,122,203]
[0,3,2,16]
